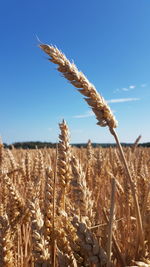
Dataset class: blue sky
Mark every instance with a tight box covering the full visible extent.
[0,0,150,144]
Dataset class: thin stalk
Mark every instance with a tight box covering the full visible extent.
[141,183,150,222]
[90,218,123,230]
[103,209,126,266]
[132,135,141,152]
[109,127,144,251]
[52,145,58,267]
[107,178,116,267]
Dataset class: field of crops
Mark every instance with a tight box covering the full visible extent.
[0,122,150,266]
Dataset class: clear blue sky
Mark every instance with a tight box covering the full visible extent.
[0,0,150,144]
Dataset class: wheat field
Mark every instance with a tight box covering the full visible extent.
[0,44,150,266]
[0,129,150,266]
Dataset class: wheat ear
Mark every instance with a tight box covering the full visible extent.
[0,215,15,266]
[30,198,50,265]
[57,119,71,210]
[39,44,117,129]
[39,43,144,251]
[0,137,4,168]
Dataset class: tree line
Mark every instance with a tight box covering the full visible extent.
[3,141,150,149]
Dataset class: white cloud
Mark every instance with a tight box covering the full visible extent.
[73,98,139,119]
[121,85,136,91]
[73,110,94,118]
[73,98,140,118]
[114,84,136,93]
[107,98,140,103]
[129,85,136,89]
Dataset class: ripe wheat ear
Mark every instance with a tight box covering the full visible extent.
[39,43,145,253]
[40,44,117,129]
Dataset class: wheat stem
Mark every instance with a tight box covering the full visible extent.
[52,145,58,267]
[107,178,116,267]
[109,127,144,251]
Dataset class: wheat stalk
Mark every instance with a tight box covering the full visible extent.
[132,135,142,152]
[106,177,116,267]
